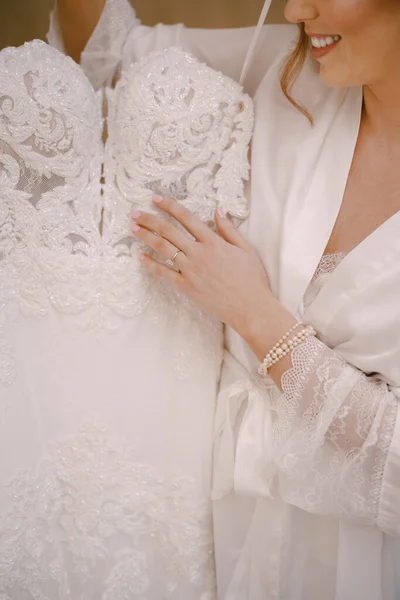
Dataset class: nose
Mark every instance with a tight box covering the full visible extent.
[284,0,318,24]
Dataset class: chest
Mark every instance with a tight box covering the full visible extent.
[326,127,400,255]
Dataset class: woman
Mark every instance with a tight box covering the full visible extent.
[0,1,294,599]
[126,0,400,599]
[3,0,399,599]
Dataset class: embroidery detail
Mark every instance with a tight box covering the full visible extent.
[0,423,216,599]
[0,42,253,334]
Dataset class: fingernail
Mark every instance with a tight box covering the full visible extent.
[217,208,227,219]
[139,253,145,261]
[153,194,163,204]
[132,224,140,232]
[131,210,141,219]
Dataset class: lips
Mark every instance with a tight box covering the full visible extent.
[308,34,342,59]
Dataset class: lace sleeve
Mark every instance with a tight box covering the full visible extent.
[273,336,400,535]
[48,0,140,89]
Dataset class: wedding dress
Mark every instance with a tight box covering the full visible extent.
[0,15,259,599]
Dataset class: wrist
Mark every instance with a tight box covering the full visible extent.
[235,297,298,362]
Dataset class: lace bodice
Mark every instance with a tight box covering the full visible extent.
[0,40,253,333]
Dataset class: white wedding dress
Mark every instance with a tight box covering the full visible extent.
[0,15,256,599]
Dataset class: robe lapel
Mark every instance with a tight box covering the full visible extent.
[304,206,400,330]
[278,85,363,316]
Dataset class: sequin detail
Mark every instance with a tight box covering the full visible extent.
[0,41,253,334]
[0,423,216,599]
[0,328,15,386]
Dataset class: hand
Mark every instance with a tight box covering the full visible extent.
[131,195,277,340]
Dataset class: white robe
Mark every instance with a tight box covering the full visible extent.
[214,57,400,599]
[48,2,400,599]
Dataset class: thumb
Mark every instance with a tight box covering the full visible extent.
[215,208,249,250]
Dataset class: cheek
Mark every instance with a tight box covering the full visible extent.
[330,0,377,36]
[317,0,397,87]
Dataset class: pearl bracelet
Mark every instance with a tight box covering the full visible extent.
[258,323,317,377]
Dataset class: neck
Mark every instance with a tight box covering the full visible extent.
[363,78,400,138]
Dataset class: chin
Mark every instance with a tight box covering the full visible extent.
[318,64,357,89]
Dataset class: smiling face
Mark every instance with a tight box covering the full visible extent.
[284,0,400,88]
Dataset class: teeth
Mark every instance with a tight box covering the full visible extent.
[311,35,341,49]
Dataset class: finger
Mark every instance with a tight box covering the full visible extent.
[131,210,193,254]
[140,253,185,286]
[152,195,212,243]
[132,223,188,267]
[215,209,250,250]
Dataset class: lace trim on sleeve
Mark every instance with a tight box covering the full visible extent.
[273,336,398,526]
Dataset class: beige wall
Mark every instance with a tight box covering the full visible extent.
[0,0,286,50]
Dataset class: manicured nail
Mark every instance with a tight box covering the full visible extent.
[131,210,141,219]
[132,224,140,232]
[217,208,227,219]
[153,194,163,204]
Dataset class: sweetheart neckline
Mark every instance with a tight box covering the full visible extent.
[1,39,249,99]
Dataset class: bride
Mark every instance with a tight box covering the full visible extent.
[0,0,295,598]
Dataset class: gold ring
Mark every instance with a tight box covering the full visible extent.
[166,249,182,267]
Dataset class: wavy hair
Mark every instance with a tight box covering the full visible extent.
[280,24,312,123]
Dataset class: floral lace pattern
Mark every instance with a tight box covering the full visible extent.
[303,252,346,310]
[0,423,216,600]
[0,41,104,326]
[106,46,253,230]
[270,256,398,524]
[0,41,253,334]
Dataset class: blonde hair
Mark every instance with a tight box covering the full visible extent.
[280,24,312,123]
